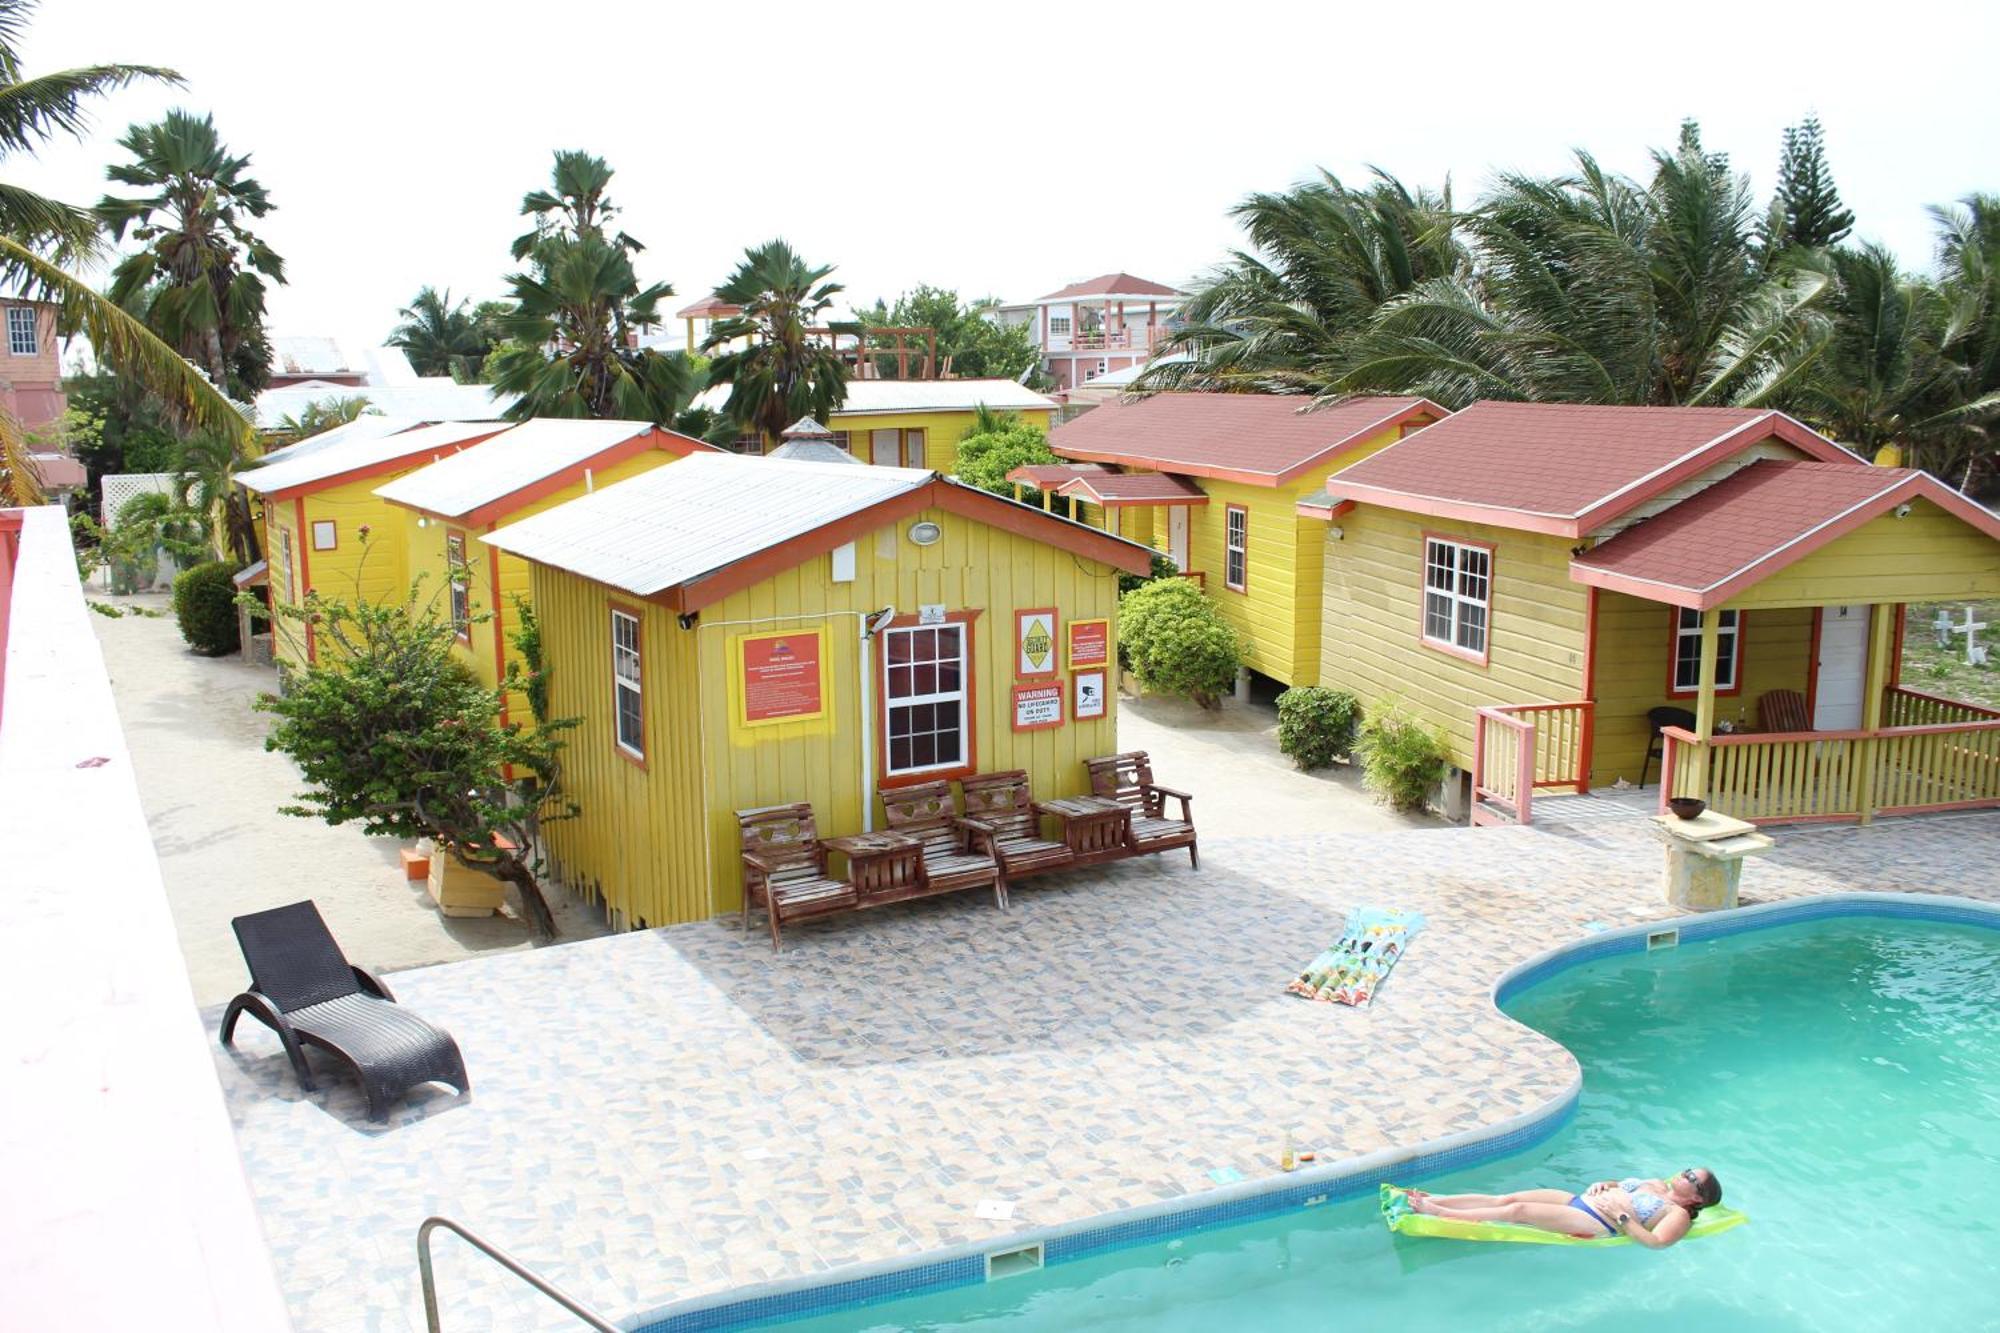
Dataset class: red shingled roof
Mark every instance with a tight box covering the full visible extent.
[1005,462,1109,488]
[1331,402,1855,537]
[1051,393,1444,487]
[1570,460,2000,609]
[1057,471,1207,507]
[674,293,741,319]
[1037,273,1184,302]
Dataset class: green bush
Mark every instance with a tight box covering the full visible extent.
[1359,707,1449,811]
[1118,550,1180,597]
[1276,686,1363,770]
[172,560,243,656]
[1119,577,1241,704]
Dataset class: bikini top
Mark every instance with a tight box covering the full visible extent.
[1619,1178,1671,1225]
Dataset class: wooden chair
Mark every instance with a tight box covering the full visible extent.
[1085,751,1198,867]
[1759,689,1811,733]
[958,770,1074,884]
[736,803,858,952]
[879,780,1007,909]
[1640,706,1697,788]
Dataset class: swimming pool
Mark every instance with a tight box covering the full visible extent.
[679,904,1999,1331]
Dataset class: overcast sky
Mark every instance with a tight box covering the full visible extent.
[18,0,1999,355]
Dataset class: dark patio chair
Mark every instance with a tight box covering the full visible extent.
[1640,706,1698,788]
[220,900,469,1122]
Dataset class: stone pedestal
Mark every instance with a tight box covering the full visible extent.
[1651,811,1772,911]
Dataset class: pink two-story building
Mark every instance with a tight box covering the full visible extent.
[993,272,1185,393]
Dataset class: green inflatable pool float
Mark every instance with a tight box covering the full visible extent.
[1380,1184,1747,1246]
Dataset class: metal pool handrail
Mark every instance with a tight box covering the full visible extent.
[417,1215,620,1332]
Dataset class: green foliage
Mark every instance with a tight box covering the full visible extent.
[1358,708,1449,812]
[491,150,696,424]
[1276,686,1362,770]
[1118,551,1180,598]
[852,285,1040,381]
[1765,116,1854,256]
[953,418,1057,495]
[62,370,179,485]
[508,594,549,724]
[703,238,851,443]
[171,558,241,654]
[1118,577,1241,704]
[99,108,285,398]
[388,286,498,380]
[256,579,578,940]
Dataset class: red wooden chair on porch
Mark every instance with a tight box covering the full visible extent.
[1758,689,1811,733]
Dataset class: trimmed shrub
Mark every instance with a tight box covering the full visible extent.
[1359,707,1449,811]
[172,560,243,656]
[1276,686,1363,770]
[1120,576,1242,705]
[1118,551,1180,597]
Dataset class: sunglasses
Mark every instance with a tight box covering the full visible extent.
[1680,1169,1704,1191]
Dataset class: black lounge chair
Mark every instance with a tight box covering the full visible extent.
[220,900,469,1122]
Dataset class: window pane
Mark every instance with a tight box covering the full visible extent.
[938,659,961,692]
[888,665,912,699]
[1424,592,1453,641]
[913,664,937,696]
[886,631,912,665]
[910,703,935,733]
[890,737,912,770]
[1457,602,1487,652]
[937,730,961,764]
[938,626,961,658]
[889,707,912,737]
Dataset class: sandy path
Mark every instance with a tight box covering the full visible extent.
[90,594,608,1006]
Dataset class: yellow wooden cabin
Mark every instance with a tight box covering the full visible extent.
[483,452,1153,928]
[373,419,716,728]
[238,419,509,670]
[1296,402,2000,827]
[697,378,1058,473]
[1029,393,1444,687]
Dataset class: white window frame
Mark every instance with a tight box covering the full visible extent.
[275,526,296,603]
[611,608,644,760]
[1049,315,1072,336]
[1421,536,1491,659]
[882,622,969,777]
[6,306,37,356]
[446,533,471,641]
[902,428,926,468]
[1671,607,1741,694]
[1224,506,1248,592]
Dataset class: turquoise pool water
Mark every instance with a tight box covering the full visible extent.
[779,917,2000,1331]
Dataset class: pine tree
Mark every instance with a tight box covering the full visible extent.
[1769,116,1855,253]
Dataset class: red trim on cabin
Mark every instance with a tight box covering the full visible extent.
[608,600,647,771]
[1579,585,1598,793]
[1416,530,1494,669]
[1806,608,1824,721]
[455,426,721,529]
[875,610,981,791]
[1566,413,1856,534]
[1664,607,1747,700]
[1295,497,1355,520]
[294,497,317,665]
[1223,504,1248,593]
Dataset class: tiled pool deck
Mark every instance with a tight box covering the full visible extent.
[209,800,2000,1331]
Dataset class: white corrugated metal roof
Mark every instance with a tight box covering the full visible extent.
[240,420,507,495]
[483,453,931,596]
[373,419,658,519]
[253,414,422,468]
[252,378,516,430]
[693,378,1056,418]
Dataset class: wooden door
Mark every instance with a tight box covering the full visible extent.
[1168,507,1189,572]
[1814,604,1870,729]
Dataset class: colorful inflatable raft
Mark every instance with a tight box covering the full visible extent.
[1379,1184,1747,1246]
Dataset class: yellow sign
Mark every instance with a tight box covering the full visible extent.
[1017,608,1057,677]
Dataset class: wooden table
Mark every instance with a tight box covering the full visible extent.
[1034,795,1133,865]
[824,831,925,905]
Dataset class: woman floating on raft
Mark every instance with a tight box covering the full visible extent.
[1403,1169,1724,1248]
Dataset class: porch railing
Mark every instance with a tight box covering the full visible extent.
[1882,684,2000,728]
[1662,694,2000,824]
[1471,700,1593,826]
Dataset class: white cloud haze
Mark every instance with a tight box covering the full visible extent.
[19,0,1999,351]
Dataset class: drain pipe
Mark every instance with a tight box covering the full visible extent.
[687,607,891,831]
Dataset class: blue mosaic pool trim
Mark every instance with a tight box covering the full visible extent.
[629,891,2000,1333]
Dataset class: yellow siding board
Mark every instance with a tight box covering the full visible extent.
[1727,500,2000,608]
[1316,507,1588,769]
[828,408,1056,475]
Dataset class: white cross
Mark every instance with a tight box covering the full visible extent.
[1944,606,1988,665]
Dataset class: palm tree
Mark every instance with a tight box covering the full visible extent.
[702,240,851,445]
[98,108,285,399]
[487,150,696,422]
[1336,137,1831,409]
[0,0,248,471]
[1143,168,1467,395]
[388,286,489,379]
[267,395,375,447]
[173,429,260,562]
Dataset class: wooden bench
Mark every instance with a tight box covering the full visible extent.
[880,780,1009,909]
[1085,750,1198,868]
[737,803,859,952]
[958,770,1075,885]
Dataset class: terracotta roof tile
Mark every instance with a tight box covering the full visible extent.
[1573,460,1914,597]
[1336,402,1828,520]
[1057,471,1206,505]
[1005,462,1110,487]
[1037,273,1184,301]
[1050,393,1440,485]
